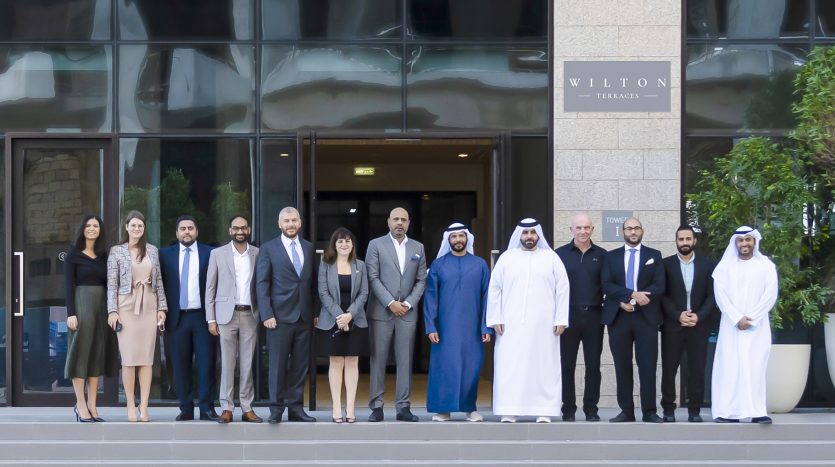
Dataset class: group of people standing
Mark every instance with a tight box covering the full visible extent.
[62,206,777,425]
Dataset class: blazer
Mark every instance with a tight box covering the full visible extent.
[660,254,716,332]
[106,243,167,314]
[255,235,316,324]
[365,234,427,322]
[159,242,213,330]
[205,242,259,325]
[601,245,666,326]
[316,258,369,330]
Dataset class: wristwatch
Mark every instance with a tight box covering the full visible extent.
[629,299,637,306]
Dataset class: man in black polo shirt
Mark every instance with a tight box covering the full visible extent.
[555,213,607,422]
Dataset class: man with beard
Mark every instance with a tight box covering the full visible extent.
[205,215,262,424]
[424,223,492,422]
[711,227,777,424]
[486,218,570,423]
[660,225,715,423]
[160,216,218,421]
[601,217,665,423]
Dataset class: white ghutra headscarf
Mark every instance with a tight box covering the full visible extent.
[507,218,551,250]
[712,226,770,283]
[436,222,475,259]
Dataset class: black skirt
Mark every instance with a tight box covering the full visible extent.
[316,324,370,357]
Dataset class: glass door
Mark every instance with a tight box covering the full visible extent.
[7,136,118,406]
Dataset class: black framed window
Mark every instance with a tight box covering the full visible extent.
[407,0,547,40]
[118,0,253,41]
[261,0,401,40]
[0,0,111,41]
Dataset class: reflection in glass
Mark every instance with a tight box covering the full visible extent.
[0,0,110,41]
[0,144,4,402]
[261,46,402,131]
[119,138,253,402]
[406,46,547,131]
[20,148,102,396]
[408,0,546,40]
[258,140,297,244]
[817,0,835,37]
[119,0,252,40]
[262,0,400,40]
[119,45,254,133]
[0,46,112,132]
[510,137,550,241]
[685,44,806,131]
[686,0,809,38]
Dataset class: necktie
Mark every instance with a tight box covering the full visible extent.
[626,248,636,290]
[291,240,302,277]
[180,246,191,309]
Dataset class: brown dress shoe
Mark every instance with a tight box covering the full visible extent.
[217,410,234,424]
[241,410,263,423]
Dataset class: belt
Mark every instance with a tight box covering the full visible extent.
[180,308,202,313]
[234,305,252,311]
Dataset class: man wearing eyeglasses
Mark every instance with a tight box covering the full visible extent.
[601,217,665,423]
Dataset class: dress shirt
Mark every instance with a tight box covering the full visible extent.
[281,234,304,270]
[232,242,253,307]
[623,244,642,291]
[678,252,695,310]
[555,240,606,306]
[389,233,408,274]
[179,243,201,309]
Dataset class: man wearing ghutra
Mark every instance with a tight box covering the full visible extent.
[486,218,570,423]
[711,226,777,424]
[424,223,492,422]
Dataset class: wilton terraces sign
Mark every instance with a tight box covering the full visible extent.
[564,61,671,112]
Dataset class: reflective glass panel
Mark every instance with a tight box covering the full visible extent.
[258,140,297,244]
[686,0,809,38]
[262,0,401,40]
[817,0,835,37]
[119,45,255,133]
[510,137,550,241]
[261,45,402,131]
[406,46,548,131]
[0,46,112,132]
[0,0,110,41]
[685,44,806,131]
[0,143,4,403]
[119,0,253,40]
[408,0,547,40]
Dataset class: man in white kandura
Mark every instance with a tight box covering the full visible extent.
[711,226,777,424]
[486,218,570,423]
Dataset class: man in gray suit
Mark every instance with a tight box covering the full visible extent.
[205,215,262,424]
[366,207,427,422]
[256,207,317,424]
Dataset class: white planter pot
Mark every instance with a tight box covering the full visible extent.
[824,317,835,389]
[766,344,810,413]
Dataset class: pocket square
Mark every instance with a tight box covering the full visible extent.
[644,258,655,265]
[410,254,421,262]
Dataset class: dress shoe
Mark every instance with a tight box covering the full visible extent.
[643,413,664,423]
[396,407,419,422]
[368,408,384,422]
[714,417,739,423]
[688,415,703,423]
[585,413,600,422]
[175,410,194,421]
[217,410,233,424]
[242,411,263,423]
[200,409,220,421]
[751,416,772,425]
[466,411,484,422]
[288,410,316,422]
[609,411,636,423]
[562,412,575,422]
[74,406,95,423]
[662,413,676,423]
[268,412,282,424]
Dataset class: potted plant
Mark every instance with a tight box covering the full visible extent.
[687,135,832,413]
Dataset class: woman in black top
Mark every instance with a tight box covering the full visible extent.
[65,214,118,422]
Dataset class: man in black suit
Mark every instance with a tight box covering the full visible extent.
[159,215,218,421]
[601,217,665,423]
[256,207,317,424]
[660,225,715,423]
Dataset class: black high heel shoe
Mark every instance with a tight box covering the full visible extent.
[87,405,105,422]
[74,405,95,423]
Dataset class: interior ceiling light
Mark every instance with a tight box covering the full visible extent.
[349,208,357,214]
[279,153,289,157]
[458,153,469,158]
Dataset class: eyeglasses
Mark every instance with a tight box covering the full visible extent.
[623,227,643,232]
[230,226,249,232]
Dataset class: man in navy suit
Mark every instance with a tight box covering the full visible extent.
[160,215,218,421]
[601,217,665,423]
[256,206,317,424]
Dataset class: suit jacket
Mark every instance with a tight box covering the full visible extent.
[660,254,716,333]
[159,242,213,331]
[255,235,316,324]
[601,245,665,326]
[316,258,369,330]
[365,234,427,322]
[205,242,259,325]
[106,243,166,314]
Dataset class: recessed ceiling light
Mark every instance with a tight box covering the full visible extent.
[349,208,357,214]
[458,153,469,158]
[279,153,289,157]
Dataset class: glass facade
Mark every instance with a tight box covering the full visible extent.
[684,0,835,406]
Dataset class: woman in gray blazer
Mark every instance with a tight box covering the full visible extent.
[316,227,369,423]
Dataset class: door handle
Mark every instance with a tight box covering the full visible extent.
[14,251,23,317]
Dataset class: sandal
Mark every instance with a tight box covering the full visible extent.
[346,417,356,424]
